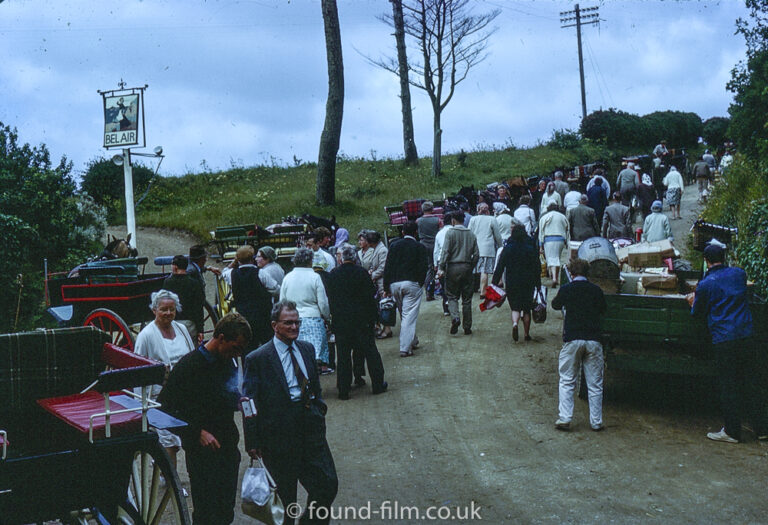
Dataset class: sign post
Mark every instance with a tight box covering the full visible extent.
[98,81,147,250]
[121,148,136,251]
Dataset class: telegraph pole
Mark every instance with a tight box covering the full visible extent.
[560,4,599,120]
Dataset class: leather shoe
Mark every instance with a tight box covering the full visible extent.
[354,377,366,387]
[450,319,460,334]
[464,328,472,335]
[338,392,350,400]
[372,381,388,395]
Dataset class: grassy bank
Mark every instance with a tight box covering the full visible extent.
[136,142,612,239]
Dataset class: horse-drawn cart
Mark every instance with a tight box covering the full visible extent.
[0,326,190,524]
[46,257,218,351]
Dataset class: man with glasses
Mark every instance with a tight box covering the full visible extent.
[243,300,338,524]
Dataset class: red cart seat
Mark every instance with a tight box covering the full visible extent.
[35,344,165,440]
[37,391,141,439]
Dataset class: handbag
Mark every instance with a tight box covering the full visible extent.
[379,296,397,327]
[532,286,547,324]
[241,457,285,525]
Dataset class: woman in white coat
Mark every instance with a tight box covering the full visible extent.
[134,289,195,468]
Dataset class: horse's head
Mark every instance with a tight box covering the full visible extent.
[104,233,138,259]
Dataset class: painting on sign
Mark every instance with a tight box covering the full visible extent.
[103,93,140,147]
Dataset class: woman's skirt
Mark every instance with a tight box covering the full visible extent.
[298,316,329,364]
[543,236,565,267]
[475,256,496,274]
[666,187,682,206]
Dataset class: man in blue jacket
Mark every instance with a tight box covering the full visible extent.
[689,244,768,443]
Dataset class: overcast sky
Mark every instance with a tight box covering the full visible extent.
[0,0,748,178]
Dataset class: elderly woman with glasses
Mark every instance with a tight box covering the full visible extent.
[279,247,332,373]
[134,289,195,468]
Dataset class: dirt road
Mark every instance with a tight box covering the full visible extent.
[112,185,768,524]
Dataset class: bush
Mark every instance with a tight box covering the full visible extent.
[80,157,154,219]
[580,108,702,151]
[702,117,731,147]
[0,122,107,332]
[547,129,582,149]
[580,109,648,149]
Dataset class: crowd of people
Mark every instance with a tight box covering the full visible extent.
[134,144,762,524]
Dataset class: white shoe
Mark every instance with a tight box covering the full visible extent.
[555,419,571,431]
[706,428,738,443]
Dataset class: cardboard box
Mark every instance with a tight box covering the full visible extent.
[641,273,678,290]
[628,244,663,268]
[616,246,630,264]
[648,239,677,258]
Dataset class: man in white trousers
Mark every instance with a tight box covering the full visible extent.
[382,221,428,358]
[550,258,607,431]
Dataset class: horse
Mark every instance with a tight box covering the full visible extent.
[100,233,138,260]
[300,213,338,233]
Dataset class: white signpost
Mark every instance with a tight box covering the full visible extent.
[99,82,147,250]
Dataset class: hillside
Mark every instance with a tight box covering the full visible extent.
[134,142,614,239]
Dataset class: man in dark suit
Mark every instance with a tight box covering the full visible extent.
[566,195,600,241]
[326,244,387,399]
[243,300,338,524]
[383,221,428,357]
[162,254,205,343]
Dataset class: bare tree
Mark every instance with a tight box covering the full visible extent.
[390,0,419,166]
[378,0,499,177]
[317,0,344,205]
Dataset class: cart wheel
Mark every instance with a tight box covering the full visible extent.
[117,443,191,525]
[203,300,219,339]
[83,308,135,351]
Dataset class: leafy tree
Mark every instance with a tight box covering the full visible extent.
[580,108,648,149]
[702,117,731,148]
[317,0,344,206]
[0,122,106,331]
[727,0,768,157]
[81,157,153,217]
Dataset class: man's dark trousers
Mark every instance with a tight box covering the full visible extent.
[336,330,385,396]
[715,337,768,441]
[261,404,338,525]
[445,262,474,329]
[185,444,240,524]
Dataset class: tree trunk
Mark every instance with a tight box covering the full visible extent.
[391,0,419,166]
[432,110,442,178]
[316,0,344,206]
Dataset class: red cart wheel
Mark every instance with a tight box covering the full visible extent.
[83,308,135,351]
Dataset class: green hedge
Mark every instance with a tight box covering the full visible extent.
[580,108,703,151]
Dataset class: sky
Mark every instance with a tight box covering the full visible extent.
[0,0,749,179]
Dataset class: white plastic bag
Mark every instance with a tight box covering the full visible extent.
[241,458,284,525]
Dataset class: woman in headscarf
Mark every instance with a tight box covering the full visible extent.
[540,181,562,217]
[642,201,672,243]
[636,173,657,220]
[329,227,349,260]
